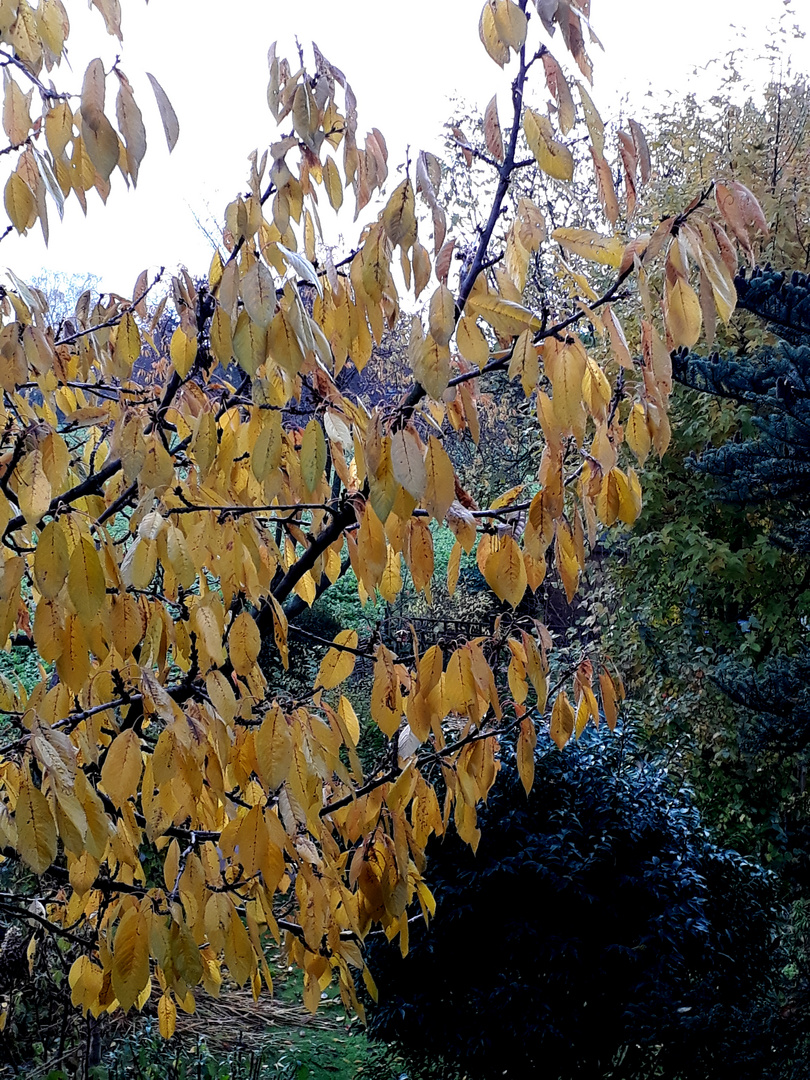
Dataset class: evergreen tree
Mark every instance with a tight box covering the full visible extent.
[673,268,810,758]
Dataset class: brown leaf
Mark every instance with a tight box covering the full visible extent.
[590,149,619,226]
[629,119,651,185]
[542,53,575,134]
[484,95,504,163]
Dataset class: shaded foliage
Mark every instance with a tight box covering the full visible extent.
[366,736,786,1080]
[673,268,810,758]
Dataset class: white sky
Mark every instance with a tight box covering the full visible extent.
[4,0,809,292]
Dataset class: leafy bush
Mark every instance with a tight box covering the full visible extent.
[365,735,790,1080]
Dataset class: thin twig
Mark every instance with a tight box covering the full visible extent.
[55,268,165,346]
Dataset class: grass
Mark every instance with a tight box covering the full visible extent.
[0,952,413,1080]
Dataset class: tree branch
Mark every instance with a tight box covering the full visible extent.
[54,268,165,347]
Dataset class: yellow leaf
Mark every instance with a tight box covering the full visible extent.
[391,427,427,501]
[368,436,398,525]
[116,72,146,183]
[689,219,737,323]
[524,109,574,182]
[254,704,292,790]
[292,80,317,142]
[467,291,541,337]
[170,325,197,377]
[68,536,106,625]
[5,171,35,232]
[406,518,434,594]
[15,449,51,525]
[595,468,620,527]
[101,729,143,810]
[599,668,619,731]
[551,227,624,268]
[412,241,431,299]
[543,53,575,134]
[210,305,233,366]
[69,955,103,1015]
[371,645,402,737]
[581,356,611,421]
[113,312,141,374]
[575,695,590,739]
[206,669,238,724]
[158,993,176,1039]
[478,1,510,66]
[492,0,527,50]
[379,545,403,604]
[423,436,455,522]
[545,337,587,442]
[382,178,416,249]
[428,285,456,347]
[413,334,451,400]
[550,690,575,749]
[234,804,269,878]
[625,402,651,465]
[338,694,360,746]
[517,717,536,795]
[251,411,282,481]
[16,772,57,875]
[323,155,343,211]
[111,592,146,659]
[300,418,327,493]
[490,484,524,510]
[229,611,261,677]
[165,523,196,589]
[112,906,150,1012]
[522,632,548,710]
[235,311,268,376]
[554,520,580,602]
[140,435,174,493]
[357,502,387,592]
[603,305,634,368]
[56,612,91,694]
[3,75,32,146]
[612,467,642,525]
[666,276,702,348]
[69,850,100,897]
[456,315,490,369]
[241,260,276,328]
[31,719,77,794]
[269,594,289,670]
[483,534,527,608]
[34,519,69,599]
[508,329,539,395]
[315,630,358,690]
[45,100,73,159]
[32,596,60,660]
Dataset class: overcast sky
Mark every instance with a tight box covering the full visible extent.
[4,0,809,292]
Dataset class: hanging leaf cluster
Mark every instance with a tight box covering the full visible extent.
[0,0,770,1036]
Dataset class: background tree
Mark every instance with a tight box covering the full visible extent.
[607,66,810,854]
[670,269,810,847]
[584,65,810,1065]
[0,0,755,1049]
[365,734,786,1080]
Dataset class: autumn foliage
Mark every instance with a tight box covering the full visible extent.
[0,0,770,1037]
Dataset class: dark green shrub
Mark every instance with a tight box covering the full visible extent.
[365,735,790,1079]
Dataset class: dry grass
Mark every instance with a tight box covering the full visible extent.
[109,978,344,1052]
